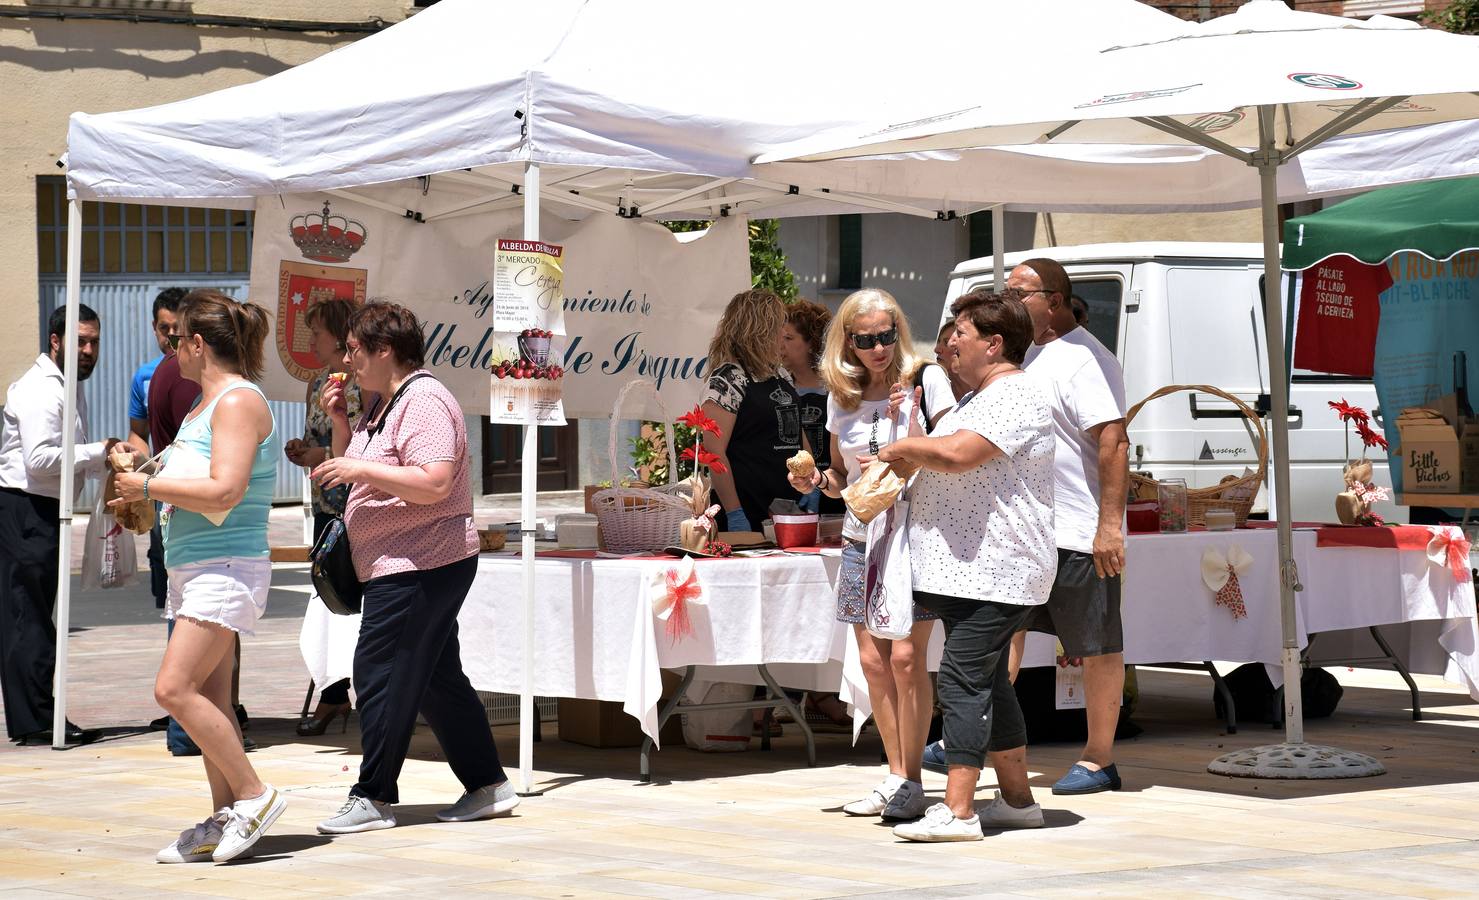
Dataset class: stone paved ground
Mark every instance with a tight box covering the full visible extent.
[7,508,1479,898]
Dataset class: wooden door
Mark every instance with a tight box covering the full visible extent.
[481,420,578,494]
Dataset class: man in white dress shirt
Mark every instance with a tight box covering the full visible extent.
[0,304,122,745]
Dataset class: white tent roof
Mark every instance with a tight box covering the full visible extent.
[66,0,1200,216]
[757,1,1479,163]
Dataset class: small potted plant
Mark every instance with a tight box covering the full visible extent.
[1330,399,1390,526]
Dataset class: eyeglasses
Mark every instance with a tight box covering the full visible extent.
[849,328,899,351]
[167,334,181,349]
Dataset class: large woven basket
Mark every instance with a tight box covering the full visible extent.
[1126,384,1269,527]
[590,380,694,553]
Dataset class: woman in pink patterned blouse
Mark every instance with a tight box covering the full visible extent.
[310,301,515,835]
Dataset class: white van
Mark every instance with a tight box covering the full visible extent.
[941,243,1400,524]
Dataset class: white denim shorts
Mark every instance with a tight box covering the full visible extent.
[165,556,272,636]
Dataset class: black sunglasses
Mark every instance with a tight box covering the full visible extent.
[849,328,899,351]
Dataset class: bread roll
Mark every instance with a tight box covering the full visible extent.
[786,449,816,479]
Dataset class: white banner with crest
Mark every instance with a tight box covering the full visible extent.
[249,192,749,421]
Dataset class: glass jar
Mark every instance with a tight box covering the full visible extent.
[1157,478,1189,533]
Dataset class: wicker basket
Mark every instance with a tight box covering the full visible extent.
[590,380,694,553]
[1126,384,1268,527]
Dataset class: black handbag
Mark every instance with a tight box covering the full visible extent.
[310,516,362,615]
[309,372,432,616]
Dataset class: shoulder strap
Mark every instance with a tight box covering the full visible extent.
[366,372,432,438]
[913,364,934,434]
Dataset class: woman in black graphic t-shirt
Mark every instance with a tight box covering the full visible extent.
[699,290,803,532]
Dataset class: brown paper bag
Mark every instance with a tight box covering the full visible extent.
[106,450,155,535]
[842,460,910,525]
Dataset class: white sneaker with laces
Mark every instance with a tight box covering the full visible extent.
[842,773,904,817]
[155,811,228,863]
[892,802,983,843]
[212,784,286,862]
[881,779,930,821]
[979,790,1044,829]
[436,780,520,822]
[317,793,397,835]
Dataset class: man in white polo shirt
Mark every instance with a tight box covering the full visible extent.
[0,304,124,746]
[1010,257,1130,795]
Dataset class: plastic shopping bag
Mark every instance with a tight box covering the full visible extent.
[81,493,139,591]
[679,680,754,752]
[863,497,914,641]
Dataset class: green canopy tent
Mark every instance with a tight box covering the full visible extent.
[1285,176,1479,269]
[1283,177,1479,513]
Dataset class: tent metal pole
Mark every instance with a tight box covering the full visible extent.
[517,160,541,796]
[1207,107,1383,778]
[52,198,83,750]
[1253,107,1307,746]
[992,204,1006,288]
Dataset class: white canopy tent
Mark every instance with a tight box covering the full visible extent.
[55,0,1198,777]
[758,0,1479,777]
[54,0,1479,776]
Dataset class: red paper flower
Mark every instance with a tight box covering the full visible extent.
[681,445,729,474]
[678,405,722,437]
[1327,399,1369,425]
[1355,419,1388,450]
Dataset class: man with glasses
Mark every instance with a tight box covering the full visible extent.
[128,287,185,612]
[1008,258,1130,795]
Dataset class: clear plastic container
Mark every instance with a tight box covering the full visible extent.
[1157,478,1189,533]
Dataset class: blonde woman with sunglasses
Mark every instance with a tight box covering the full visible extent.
[787,288,954,823]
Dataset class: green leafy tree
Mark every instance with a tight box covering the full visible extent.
[1423,0,1479,34]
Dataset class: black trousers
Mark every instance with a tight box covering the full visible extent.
[0,488,61,738]
[351,554,505,804]
[147,516,166,609]
[915,590,1033,769]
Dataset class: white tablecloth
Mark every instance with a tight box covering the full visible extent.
[300,531,1478,744]
[301,553,843,745]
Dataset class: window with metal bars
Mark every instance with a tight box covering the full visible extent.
[35,176,254,276]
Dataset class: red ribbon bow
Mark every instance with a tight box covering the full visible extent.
[1428,527,1473,584]
[660,564,704,643]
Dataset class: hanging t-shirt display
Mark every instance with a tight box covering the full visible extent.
[703,362,803,530]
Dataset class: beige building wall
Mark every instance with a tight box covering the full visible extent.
[1033,208,1263,247]
[0,2,408,390]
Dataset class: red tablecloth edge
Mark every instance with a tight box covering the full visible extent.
[1314,524,1435,550]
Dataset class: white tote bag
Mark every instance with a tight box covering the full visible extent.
[81,493,139,591]
[863,497,914,640]
[862,404,916,641]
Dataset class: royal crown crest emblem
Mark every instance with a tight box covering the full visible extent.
[277,261,367,382]
[290,201,368,263]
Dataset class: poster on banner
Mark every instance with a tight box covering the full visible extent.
[1369,251,1479,494]
[246,185,749,421]
[490,238,567,426]
[1292,254,1389,378]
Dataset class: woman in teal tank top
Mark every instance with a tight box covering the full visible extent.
[112,290,287,863]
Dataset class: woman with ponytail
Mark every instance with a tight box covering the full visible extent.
[112,289,285,864]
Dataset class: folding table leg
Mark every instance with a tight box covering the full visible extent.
[1202,662,1237,734]
[1368,625,1422,721]
[639,665,697,783]
[756,664,815,768]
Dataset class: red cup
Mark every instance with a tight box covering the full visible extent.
[1126,500,1160,534]
[772,513,819,548]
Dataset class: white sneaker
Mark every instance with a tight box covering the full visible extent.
[892,802,983,842]
[881,779,930,821]
[842,773,904,817]
[436,780,520,822]
[155,811,228,863]
[317,793,397,834]
[212,784,287,863]
[978,791,1044,829]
